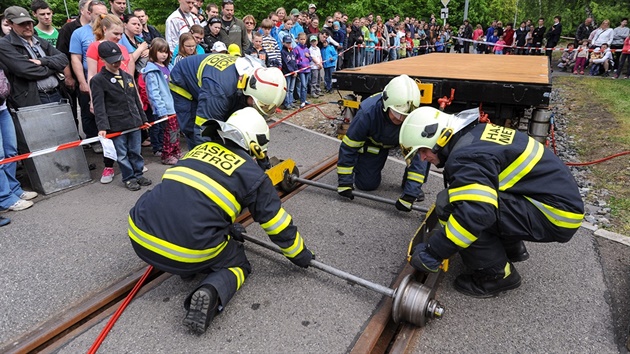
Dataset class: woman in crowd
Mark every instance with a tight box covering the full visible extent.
[243,14,257,45]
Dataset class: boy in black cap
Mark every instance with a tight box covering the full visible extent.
[90,41,151,191]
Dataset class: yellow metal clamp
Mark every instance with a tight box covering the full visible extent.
[417,82,434,104]
[265,159,297,186]
[338,99,360,109]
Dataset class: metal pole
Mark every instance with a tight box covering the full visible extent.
[290,175,428,213]
[241,233,395,298]
[464,0,469,22]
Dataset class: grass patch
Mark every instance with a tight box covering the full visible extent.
[554,76,630,234]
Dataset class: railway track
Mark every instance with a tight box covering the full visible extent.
[1,153,443,354]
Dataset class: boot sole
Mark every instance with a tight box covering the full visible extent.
[508,252,530,263]
[454,277,522,299]
[183,288,214,334]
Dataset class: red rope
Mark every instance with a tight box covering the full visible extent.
[268,102,334,129]
[565,151,630,166]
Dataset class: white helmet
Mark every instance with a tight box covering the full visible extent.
[382,74,421,118]
[399,106,481,160]
[203,107,270,158]
[243,67,287,116]
[399,106,453,160]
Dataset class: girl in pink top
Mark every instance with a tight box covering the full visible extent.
[86,14,133,84]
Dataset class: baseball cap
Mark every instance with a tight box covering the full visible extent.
[98,41,124,64]
[309,3,317,9]
[228,43,241,56]
[209,17,222,25]
[212,41,227,53]
[309,35,317,42]
[290,8,300,16]
[4,6,34,24]
[282,35,292,43]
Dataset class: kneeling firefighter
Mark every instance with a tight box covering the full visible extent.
[399,106,584,297]
[128,107,313,334]
[336,74,430,212]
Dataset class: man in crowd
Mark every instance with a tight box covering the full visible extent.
[0,6,68,108]
[109,0,126,20]
[337,75,429,212]
[218,0,249,52]
[611,18,629,68]
[128,107,313,334]
[169,53,286,148]
[133,8,162,45]
[308,3,317,18]
[531,17,546,55]
[31,0,57,46]
[399,106,584,298]
[514,21,528,55]
[166,0,200,51]
[545,16,562,61]
[461,19,473,53]
[574,17,594,46]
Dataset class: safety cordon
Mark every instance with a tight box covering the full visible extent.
[0,114,177,166]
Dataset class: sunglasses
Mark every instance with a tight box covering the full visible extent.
[245,21,254,25]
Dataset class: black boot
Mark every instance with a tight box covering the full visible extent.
[183,285,219,334]
[504,240,530,262]
[454,263,521,298]
[416,190,425,202]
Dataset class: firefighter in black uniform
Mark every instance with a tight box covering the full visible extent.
[128,107,313,334]
[337,74,430,211]
[399,106,584,298]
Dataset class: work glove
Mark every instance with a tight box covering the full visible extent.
[289,247,315,268]
[395,194,416,212]
[257,156,271,171]
[337,184,354,200]
[229,223,246,243]
[409,243,442,273]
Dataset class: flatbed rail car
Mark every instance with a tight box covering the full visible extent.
[333,53,553,140]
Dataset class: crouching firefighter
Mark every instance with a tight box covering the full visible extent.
[128,107,314,334]
[336,74,430,212]
[399,106,584,297]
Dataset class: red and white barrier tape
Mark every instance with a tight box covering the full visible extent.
[0,114,176,166]
[451,36,625,52]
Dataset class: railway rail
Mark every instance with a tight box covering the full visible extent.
[2,147,444,354]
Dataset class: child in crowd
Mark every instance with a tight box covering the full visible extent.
[613,35,630,79]
[141,38,180,165]
[281,35,298,109]
[293,32,312,108]
[397,24,406,58]
[365,23,377,64]
[590,43,613,76]
[557,43,577,72]
[172,24,206,58]
[403,31,413,56]
[412,33,420,56]
[90,41,151,191]
[260,19,281,68]
[321,37,337,93]
[308,35,322,97]
[486,31,498,54]
[574,39,589,75]
[246,32,269,66]
[173,33,197,65]
[494,35,506,54]
[434,35,445,52]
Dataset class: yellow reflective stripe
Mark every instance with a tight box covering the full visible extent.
[282,232,305,258]
[499,137,544,191]
[229,267,245,291]
[163,166,241,222]
[445,215,477,248]
[366,146,380,154]
[128,215,228,263]
[449,183,498,208]
[260,208,292,235]
[407,171,426,184]
[195,115,207,127]
[337,165,353,175]
[398,198,412,209]
[338,185,352,192]
[525,197,584,229]
[169,83,193,100]
[197,54,217,86]
[342,135,364,148]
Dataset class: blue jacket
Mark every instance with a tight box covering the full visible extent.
[169,54,246,140]
[141,62,175,117]
[321,45,337,69]
[281,46,298,74]
[337,94,428,198]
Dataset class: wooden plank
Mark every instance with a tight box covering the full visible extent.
[337,53,550,85]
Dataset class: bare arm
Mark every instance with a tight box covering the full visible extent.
[71,53,89,93]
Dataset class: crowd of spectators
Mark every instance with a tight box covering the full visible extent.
[0,0,629,222]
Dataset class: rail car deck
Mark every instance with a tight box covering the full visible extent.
[333,53,552,108]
